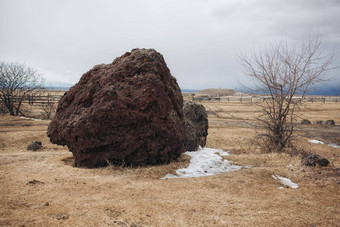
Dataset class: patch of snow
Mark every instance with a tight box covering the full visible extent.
[328,144,340,149]
[278,186,285,190]
[20,116,41,121]
[272,175,299,189]
[308,139,324,144]
[161,147,242,179]
[309,139,340,148]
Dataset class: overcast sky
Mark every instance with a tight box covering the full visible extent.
[1,0,339,89]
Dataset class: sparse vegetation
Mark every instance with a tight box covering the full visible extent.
[40,102,57,120]
[238,36,335,152]
[1,101,339,226]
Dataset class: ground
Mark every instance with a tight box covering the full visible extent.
[0,101,339,226]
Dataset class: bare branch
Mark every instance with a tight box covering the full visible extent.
[238,36,335,152]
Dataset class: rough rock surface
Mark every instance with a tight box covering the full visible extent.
[47,49,185,167]
[27,141,42,151]
[301,119,311,125]
[183,101,208,151]
[302,153,330,167]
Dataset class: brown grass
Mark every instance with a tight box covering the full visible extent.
[0,101,340,226]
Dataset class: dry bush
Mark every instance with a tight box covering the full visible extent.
[39,102,57,120]
[239,36,335,153]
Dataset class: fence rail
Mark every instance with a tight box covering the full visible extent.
[20,94,62,105]
[10,94,340,106]
[192,95,340,103]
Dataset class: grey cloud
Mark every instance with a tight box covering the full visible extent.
[0,0,339,89]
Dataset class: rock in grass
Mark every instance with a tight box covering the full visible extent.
[47,49,185,168]
[325,119,335,125]
[301,119,311,125]
[183,101,208,151]
[27,141,42,151]
[302,153,330,167]
[315,120,323,125]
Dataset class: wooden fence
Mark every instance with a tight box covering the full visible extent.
[22,94,62,105]
[13,94,340,106]
[192,95,340,103]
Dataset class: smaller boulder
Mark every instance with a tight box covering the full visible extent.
[302,153,329,167]
[301,119,311,125]
[314,120,323,125]
[325,120,335,125]
[183,101,208,151]
[27,141,42,151]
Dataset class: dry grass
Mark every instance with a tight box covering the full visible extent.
[0,101,340,226]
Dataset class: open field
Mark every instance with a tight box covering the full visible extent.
[0,101,340,226]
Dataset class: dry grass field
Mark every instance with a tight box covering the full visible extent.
[0,100,340,226]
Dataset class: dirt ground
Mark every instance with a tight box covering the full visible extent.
[0,101,339,226]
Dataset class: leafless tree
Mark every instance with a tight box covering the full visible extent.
[0,62,44,116]
[239,36,335,152]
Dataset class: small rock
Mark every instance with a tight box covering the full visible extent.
[55,213,69,220]
[301,153,330,167]
[314,120,323,125]
[27,141,42,151]
[27,180,44,185]
[325,119,335,125]
[183,101,208,151]
[301,119,311,125]
[45,202,49,206]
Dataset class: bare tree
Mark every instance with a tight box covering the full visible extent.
[0,62,44,116]
[239,37,335,152]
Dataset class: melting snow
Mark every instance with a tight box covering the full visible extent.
[161,147,242,179]
[272,175,299,189]
[328,144,340,149]
[309,139,340,148]
[20,116,41,121]
[309,139,324,144]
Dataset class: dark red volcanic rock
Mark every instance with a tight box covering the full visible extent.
[47,48,185,167]
[183,101,208,151]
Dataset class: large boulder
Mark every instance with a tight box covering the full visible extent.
[183,101,208,151]
[47,49,185,167]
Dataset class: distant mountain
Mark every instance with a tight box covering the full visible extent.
[181,88,199,93]
[238,84,340,96]
[44,81,74,90]
[306,85,340,96]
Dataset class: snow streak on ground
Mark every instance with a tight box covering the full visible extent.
[328,144,340,148]
[309,139,340,148]
[20,116,41,121]
[272,175,299,189]
[161,147,242,179]
[309,139,324,144]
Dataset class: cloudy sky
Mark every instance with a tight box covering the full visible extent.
[1,0,339,89]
